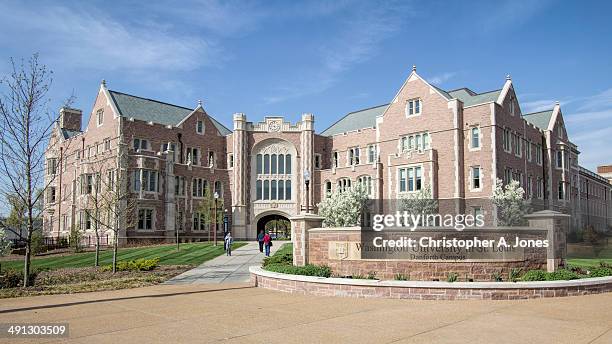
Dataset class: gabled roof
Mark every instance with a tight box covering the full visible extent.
[320,104,388,136]
[61,128,81,139]
[448,88,502,107]
[523,109,553,130]
[108,90,231,135]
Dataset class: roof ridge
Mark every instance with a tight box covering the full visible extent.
[523,109,554,116]
[447,87,476,95]
[475,88,502,96]
[108,89,194,112]
[346,103,389,115]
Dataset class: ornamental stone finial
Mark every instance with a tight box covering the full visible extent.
[197,100,202,107]
[506,74,511,81]
[101,79,106,87]
[412,65,417,72]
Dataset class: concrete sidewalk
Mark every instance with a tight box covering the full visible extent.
[164,241,280,284]
[1,283,611,343]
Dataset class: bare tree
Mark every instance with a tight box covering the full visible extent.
[80,139,134,271]
[195,185,224,245]
[0,54,73,286]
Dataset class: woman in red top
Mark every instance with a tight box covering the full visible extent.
[263,232,272,257]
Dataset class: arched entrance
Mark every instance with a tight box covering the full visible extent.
[256,214,291,240]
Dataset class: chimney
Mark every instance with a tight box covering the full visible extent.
[59,107,82,132]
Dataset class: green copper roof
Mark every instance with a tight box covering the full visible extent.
[448,88,501,107]
[523,109,553,130]
[108,90,231,136]
[320,104,388,136]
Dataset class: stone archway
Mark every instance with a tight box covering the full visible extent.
[256,213,291,240]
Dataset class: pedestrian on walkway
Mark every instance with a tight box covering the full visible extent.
[225,232,233,256]
[257,229,265,253]
[263,232,272,257]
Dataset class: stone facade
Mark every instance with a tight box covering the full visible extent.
[42,68,611,244]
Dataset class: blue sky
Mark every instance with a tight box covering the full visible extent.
[1,0,611,170]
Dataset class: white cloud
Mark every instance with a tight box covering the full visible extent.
[577,88,612,112]
[0,3,220,72]
[263,2,413,104]
[428,72,457,85]
[521,99,556,113]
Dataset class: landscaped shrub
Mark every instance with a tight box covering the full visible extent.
[521,270,547,281]
[264,263,331,277]
[447,272,458,282]
[394,273,409,281]
[101,258,160,272]
[0,269,38,288]
[508,268,522,282]
[589,267,612,278]
[545,269,580,281]
[30,231,46,255]
[262,244,293,267]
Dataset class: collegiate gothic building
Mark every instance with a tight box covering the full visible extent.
[43,67,612,244]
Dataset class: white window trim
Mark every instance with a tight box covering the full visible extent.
[196,120,205,135]
[136,208,155,231]
[396,163,424,194]
[469,166,483,192]
[96,109,104,127]
[228,153,234,169]
[405,98,422,118]
[469,126,482,151]
[314,153,322,169]
[502,128,511,154]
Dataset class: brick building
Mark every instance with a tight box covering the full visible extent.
[42,68,612,244]
[598,165,612,184]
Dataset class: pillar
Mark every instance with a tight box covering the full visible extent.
[290,213,324,266]
[524,210,570,272]
[232,113,248,239]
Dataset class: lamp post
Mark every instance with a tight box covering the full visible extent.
[223,208,229,235]
[304,169,310,213]
[213,192,219,246]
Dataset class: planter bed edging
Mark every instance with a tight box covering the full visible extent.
[250,266,612,300]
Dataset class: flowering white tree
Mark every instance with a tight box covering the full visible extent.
[0,229,12,272]
[317,183,369,227]
[492,178,530,226]
[0,229,11,257]
[399,186,438,215]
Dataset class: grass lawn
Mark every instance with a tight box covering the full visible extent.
[567,243,612,268]
[0,242,246,272]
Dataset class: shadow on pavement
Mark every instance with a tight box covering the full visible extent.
[0,285,255,314]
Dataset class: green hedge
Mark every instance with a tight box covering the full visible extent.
[262,244,293,267]
[589,267,612,278]
[265,263,331,278]
[101,258,160,272]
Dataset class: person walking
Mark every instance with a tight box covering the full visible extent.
[257,230,265,253]
[263,232,272,257]
[224,232,234,256]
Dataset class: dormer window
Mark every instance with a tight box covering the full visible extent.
[197,120,204,134]
[96,109,104,126]
[406,98,422,117]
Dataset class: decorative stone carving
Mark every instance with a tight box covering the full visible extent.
[268,120,281,132]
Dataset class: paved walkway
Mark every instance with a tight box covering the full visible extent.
[1,284,611,343]
[164,242,280,284]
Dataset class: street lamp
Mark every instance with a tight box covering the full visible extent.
[223,208,229,235]
[304,169,310,213]
[213,192,219,246]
